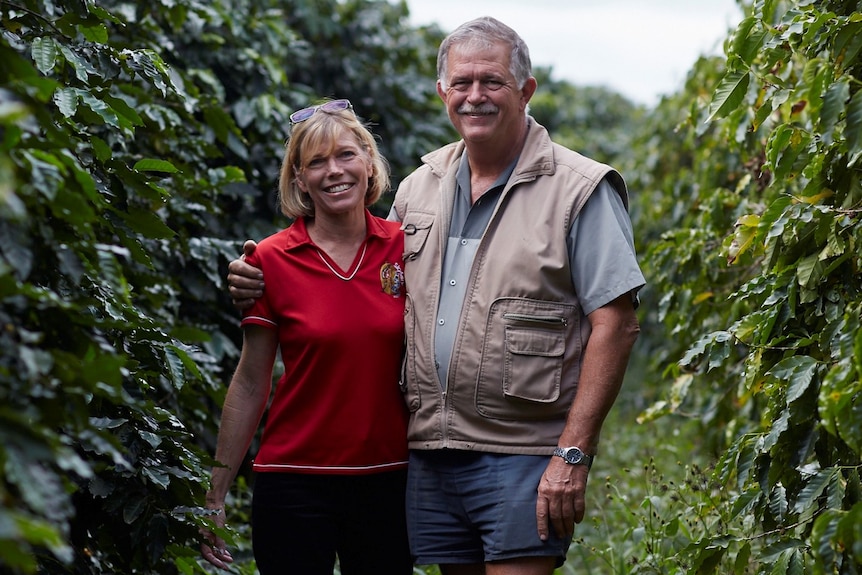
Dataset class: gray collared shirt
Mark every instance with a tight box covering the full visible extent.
[434,153,517,389]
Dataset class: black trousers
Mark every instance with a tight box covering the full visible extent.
[251,470,412,575]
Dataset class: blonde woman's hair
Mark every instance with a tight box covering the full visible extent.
[278,104,390,219]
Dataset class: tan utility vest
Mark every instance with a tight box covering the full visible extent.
[394,118,627,454]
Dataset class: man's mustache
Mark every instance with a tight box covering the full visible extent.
[457,103,499,115]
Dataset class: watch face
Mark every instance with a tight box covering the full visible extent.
[565,448,583,464]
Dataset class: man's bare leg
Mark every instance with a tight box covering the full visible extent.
[440,556,556,575]
[486,557,556,575]
[441,564,485,575]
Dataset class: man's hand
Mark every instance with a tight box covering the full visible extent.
[227,240,263,310]
[535,457,588,541]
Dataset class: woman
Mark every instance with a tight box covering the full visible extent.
[200,99,411,574]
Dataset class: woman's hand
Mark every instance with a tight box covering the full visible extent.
[200,506,234,570]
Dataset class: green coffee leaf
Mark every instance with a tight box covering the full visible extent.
[31,37,57,74]
[707,71,750,122]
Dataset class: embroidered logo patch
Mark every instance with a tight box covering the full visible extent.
[380,262,404,297]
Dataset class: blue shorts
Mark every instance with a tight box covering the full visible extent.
[406,450,570,566]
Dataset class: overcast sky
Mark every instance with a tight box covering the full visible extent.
[403,0,744,107]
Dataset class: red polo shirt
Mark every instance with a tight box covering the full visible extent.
[243,211,408,475]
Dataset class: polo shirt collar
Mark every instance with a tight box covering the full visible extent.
[283,209,390,251]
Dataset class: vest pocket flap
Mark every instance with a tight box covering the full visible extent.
[504,325,565,357]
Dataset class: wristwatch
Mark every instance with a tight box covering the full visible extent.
[553,446,594,469]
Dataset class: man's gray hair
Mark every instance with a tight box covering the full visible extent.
[437,16,532,90]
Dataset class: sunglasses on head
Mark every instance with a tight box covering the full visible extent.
[289,99,354,124]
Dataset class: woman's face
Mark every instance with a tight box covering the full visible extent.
[295,131,373,218]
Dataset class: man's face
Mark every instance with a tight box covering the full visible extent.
[437,41,531,146]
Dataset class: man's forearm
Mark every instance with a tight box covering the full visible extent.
[557,294,640,453]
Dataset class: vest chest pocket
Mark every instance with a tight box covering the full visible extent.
[400,212,434,262]
[476,302,574,421]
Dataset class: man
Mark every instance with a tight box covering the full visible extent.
[228,16,644,575]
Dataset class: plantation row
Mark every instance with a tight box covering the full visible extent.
[0,0,859,573]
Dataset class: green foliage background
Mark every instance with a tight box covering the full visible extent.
[1,0,860,574]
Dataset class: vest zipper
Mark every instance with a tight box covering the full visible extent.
[503,313,568,326]
[441,388,449,445]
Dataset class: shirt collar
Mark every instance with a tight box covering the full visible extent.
[455,152,520,203]
[283,209,390,251]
